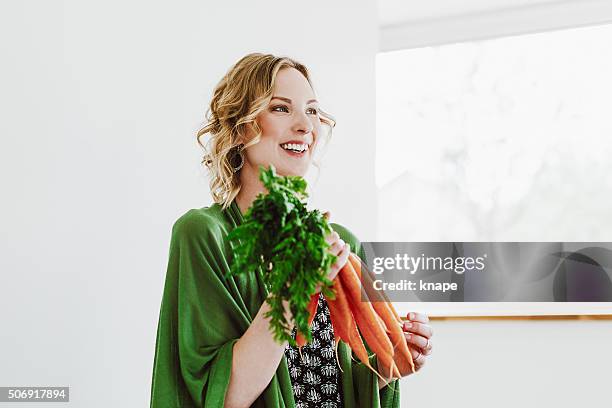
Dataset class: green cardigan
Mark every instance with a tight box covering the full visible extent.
[150,198,401,407]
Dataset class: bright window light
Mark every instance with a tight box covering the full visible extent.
[376,23,612,241]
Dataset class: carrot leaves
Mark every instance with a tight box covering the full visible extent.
[226,164,337,346]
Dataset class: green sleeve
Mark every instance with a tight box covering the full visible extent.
[329,223,401,408]
[151,210,242,408]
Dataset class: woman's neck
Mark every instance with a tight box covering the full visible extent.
[235,163,267,215]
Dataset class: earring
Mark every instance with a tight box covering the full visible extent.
[231,144,245,172]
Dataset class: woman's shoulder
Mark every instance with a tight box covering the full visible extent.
[170,204,225,241]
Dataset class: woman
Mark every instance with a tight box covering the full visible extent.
[150,53,433,408]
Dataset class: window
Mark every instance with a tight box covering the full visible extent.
[376,23,612,242]
[376,23,612,316]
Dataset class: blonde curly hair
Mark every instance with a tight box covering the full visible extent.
[196,53,336,210]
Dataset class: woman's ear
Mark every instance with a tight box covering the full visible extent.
[239,122,256,145]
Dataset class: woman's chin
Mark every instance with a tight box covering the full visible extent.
[275,163,309,178]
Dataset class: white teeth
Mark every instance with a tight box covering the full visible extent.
[281,143,309,152]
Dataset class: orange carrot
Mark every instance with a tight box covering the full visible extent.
[328,278,398,382]
[327,278,370,366]
[348,253,415,374]
[339,260,399,380]
[387,301,404,326]
[376,301,415,376]
[349,253,402,325]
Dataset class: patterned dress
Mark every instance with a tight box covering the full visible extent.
[284,294,343,408]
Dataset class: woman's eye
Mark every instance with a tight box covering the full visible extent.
[271,105,318,115]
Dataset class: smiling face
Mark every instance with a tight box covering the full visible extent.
[241,67,323,178]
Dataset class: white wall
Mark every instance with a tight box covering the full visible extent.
[0,1,377,407]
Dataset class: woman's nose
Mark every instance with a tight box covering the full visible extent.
[292,110,313,134]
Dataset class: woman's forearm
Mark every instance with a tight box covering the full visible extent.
[224,296,293,408]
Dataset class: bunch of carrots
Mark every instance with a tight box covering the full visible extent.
[227,165,414,384]
[296,251,416,383]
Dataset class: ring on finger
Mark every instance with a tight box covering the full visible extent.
[425,337,431,350]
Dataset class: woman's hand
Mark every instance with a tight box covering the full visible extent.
[378,312,433,388]
[315,211,350,293]
[402,312,433,374]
